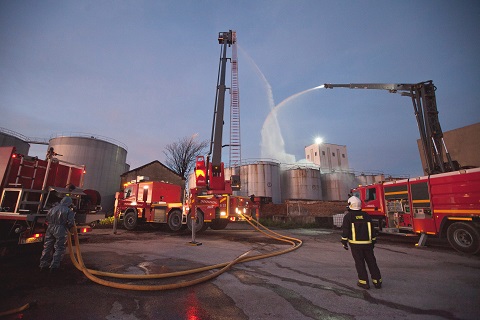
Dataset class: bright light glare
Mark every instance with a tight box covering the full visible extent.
[315,137,323,144]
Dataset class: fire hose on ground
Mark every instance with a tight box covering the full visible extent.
[0,302,36,318]
[66,214,303,291]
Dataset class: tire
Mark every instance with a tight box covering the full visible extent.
[447,222,480,255]
[89,220,99,228]
[167,209,184,232]
[209,218,229,230]
[123,211,138,230]
[187,209,208,233]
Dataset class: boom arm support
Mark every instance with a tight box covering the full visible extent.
[324,83,414,94]
[209,31,235,168]
[197,30,237,193]
[324,80,457,174]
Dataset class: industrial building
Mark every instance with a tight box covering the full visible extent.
[417,122,480,174]
[120,160,185,192]
[304,142,349,172]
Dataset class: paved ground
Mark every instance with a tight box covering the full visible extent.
[1,223,479,320]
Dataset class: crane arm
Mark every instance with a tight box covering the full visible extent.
[323,81,458,174]
[324,83,415,95]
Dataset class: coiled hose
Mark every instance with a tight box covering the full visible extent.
[67,214,302,291]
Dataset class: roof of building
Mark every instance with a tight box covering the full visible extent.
[121,160,185,180]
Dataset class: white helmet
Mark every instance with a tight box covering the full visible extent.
[348,196,362,210]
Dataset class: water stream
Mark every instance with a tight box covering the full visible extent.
[260,86,324,163]
[240,46,323,164]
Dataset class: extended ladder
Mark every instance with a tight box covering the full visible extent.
[229,41,241,168]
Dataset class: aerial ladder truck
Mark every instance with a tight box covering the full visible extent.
[324,81,480,254]
[187,30,257,234]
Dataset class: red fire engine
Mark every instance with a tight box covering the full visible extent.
[352,168,480,254]
[114,179,185,231]
[113,175,257,233]
[325,81,480,254]
[0,146,93,246]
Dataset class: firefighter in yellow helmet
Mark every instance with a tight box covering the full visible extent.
[341,196,382,289]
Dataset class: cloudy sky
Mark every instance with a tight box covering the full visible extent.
[1,0,479,177]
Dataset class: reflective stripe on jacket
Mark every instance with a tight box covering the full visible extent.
[341,210,376,245]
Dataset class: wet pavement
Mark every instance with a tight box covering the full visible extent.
[1,223,479,319]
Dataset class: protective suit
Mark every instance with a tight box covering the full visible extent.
[39,197,75,270]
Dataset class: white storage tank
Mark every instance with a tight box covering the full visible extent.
[321,172,357,201]
[48,134,128,212]
[282,168,322,201]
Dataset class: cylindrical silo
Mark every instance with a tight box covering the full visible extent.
[48,134,128,212]
[0,128,30,156]
[282,168,322,201]
[356,174,374,186]
[243,161,281,203]
[321,172,357,201]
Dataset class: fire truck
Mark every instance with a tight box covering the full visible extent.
[113,174,257,233]
[352,168,480,254]
[114,179,185,231]
[114,31,257,235]
[188,30,259,233]
[325,81,480,254]
[187,156,258,232]
[0,146,93,247]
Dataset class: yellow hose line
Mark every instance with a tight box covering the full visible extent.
[68,216,302,291]
[0,302,31,317]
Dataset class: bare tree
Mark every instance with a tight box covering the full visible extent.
[163,134,209,179]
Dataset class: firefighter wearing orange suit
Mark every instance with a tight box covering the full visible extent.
[341,196,382,289]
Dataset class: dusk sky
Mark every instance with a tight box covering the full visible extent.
[1,0,479,177]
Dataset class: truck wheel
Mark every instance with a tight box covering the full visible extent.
[209,219,229,230]
[167,209,183,232]
[187,210,207,233]
[123,211,138,230]
[447,222,480,255]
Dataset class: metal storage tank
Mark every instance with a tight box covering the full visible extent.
[356,174,385,186]
[356,174,374,186]
[321,172,357,201]
[282,168,322,201]
[0,128,30,156]
[48,134,128,213]
[241,161,281,203]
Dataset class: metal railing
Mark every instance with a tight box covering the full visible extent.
[49,132,128,150]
